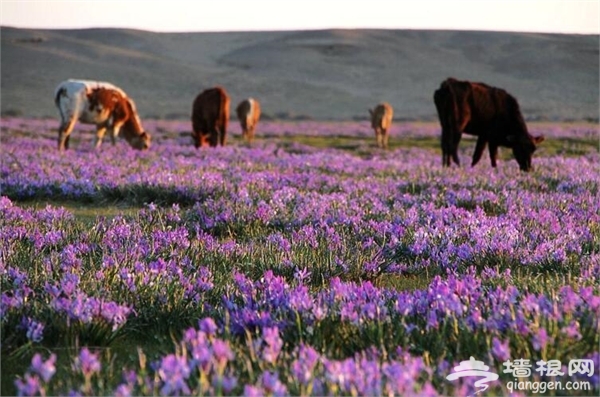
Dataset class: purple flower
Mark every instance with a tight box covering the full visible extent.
[198,317,218,335]
[215,374,238,394]
[261,326,284,364]
[291,344,320,384]
[22,317,44,342]
[491,337,510,361]
[15,373,42,397]
[73,348,101,377]
[259,371,288,396]
[293,267,311,283]
[212,339,234,366]
[532,328,552,351]
[158,354,191,396]
[244,385,263,397]
[114,384,132,397]
[561,321,582,340]
[31,353,56,382]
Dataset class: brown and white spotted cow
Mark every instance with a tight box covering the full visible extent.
[54,79,151,151]
[369,102,393,149]
[236,98,261,143]
[191,87,230,148]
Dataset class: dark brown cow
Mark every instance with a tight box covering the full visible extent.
[86,88,151,150]
[236,98,261,143]
[433,78,544,171]
[191,87,230,148]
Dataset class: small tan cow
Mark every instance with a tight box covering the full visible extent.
[368,103,393,149]
[236,98,261,143]
[191,87,230,148]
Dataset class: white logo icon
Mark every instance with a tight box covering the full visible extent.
[446,356,499,394]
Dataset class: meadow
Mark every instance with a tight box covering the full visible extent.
[1,118,599,396]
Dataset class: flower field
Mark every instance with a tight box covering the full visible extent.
[1,118,599,396]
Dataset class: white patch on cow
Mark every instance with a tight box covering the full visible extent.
[248,98,255,120]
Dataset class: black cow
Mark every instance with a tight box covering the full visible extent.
[433,78,544,171]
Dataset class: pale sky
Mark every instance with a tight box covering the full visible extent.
[1,0,599,34]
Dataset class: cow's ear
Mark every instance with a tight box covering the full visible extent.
[368,109,373,116]
[533,135,545,145]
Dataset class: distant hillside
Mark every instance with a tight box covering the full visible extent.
[1,27,598,121]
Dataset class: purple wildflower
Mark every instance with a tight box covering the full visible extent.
[22,317,44,342]
[491,337,511,361]
[261,326,284,364]
[14,373,42,397]
[73,348,101,377]
[532,328,552,351]
[31,353,56,382]
[291,344,320,384]
[158,354,191,396]
[198,317,218,335]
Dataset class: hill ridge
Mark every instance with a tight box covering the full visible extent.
[1,27,598,121]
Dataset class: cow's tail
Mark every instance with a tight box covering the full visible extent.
[444,82,460,129]
[54,87,66,108]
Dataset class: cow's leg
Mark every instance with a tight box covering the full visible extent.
[95,126,107,149]
[441,130,450,166]
[488,144,499,168]
[209,129,219,147]
[451,132,462,166]
[471,136,487,167]
[58,117,77,151]
[382,129,389,149]
[110,127,117,145]
[220,127,227,146]
[110,123,123,146]
[241,122,248,142]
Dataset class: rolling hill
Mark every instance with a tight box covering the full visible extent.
[1,27,598,121]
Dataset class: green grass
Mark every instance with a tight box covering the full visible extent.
[21,201,144,225]
[265,134,598,158]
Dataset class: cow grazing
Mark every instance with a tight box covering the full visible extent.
[368,103,393,149]
[433,78,544,171]
[54,79,150,151]
[191,87,230,148]
[236,98,261,143]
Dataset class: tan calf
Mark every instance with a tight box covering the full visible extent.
[368,102,393,149]
[236,98,261,143]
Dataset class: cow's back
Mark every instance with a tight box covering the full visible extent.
[55,79,127,122]
[192,87,229,130]
[191,87,230,147]
[236,98,260,124]
[371,103,393,129]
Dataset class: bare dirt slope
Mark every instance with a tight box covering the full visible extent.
[1,27,598,121]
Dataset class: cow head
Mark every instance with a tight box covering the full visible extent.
[508,134,545,171]
[129,131,151,150]
[118,100,151,150]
